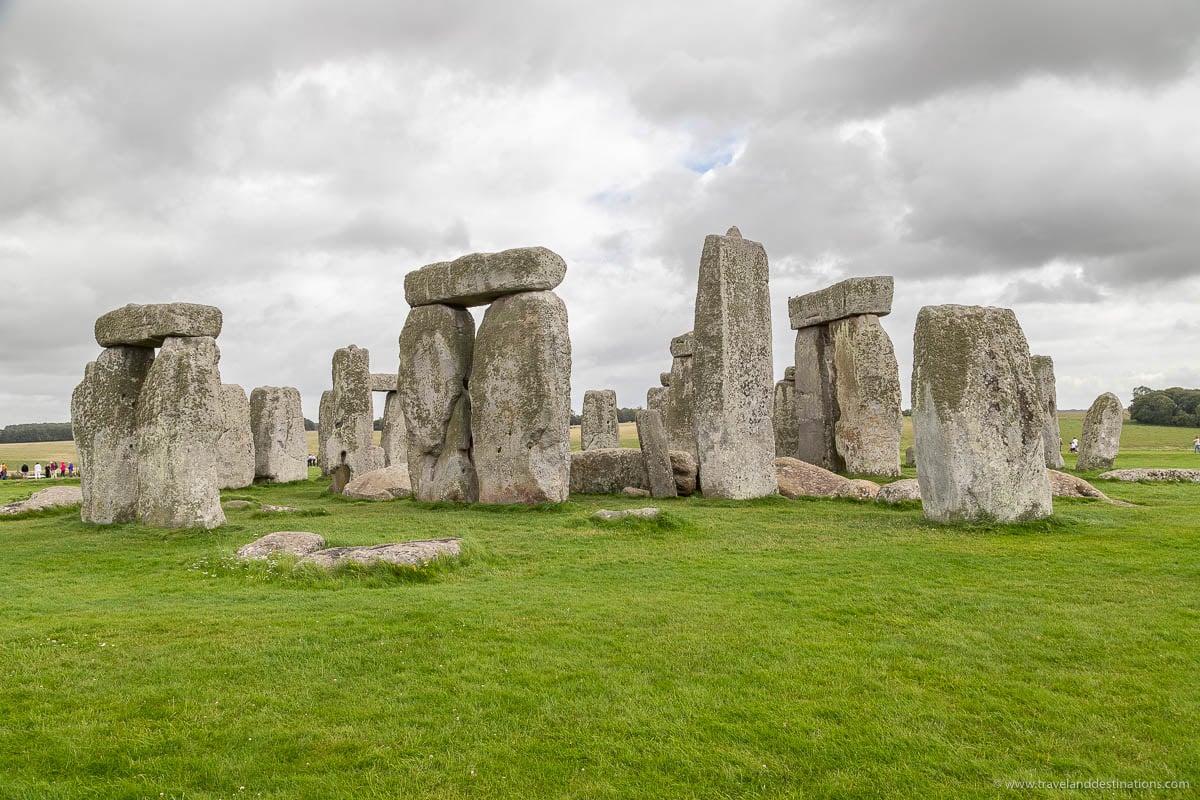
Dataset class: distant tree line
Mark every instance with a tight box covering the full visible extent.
[304,418,318,431]
[569,407,642,426]
[0,422,74,443]
[1129,386,1200,427]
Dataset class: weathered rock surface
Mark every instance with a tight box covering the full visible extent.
[342,463,414,500]
[216,384,255,490]
[250,386,308,483]
[659,372,672,387]
[570,448,647,495]
[788,276,893,329]
[793,325,838,469]
[636,410,677,498]
[1097,468,1200,482]
[829,314,901,477]
[135,336,226,529]
[669,332,694,357]
[581,389,619,450]
[398,305,478,502]
[773,377,798,459]
[324,345,385,480]
[905,446,916,467]
[299,538,461,570]
[911,305,1052,523]
[316,389,333,474]
[1048,469,1122,503]
[380,391,407,468]
[1077,392,1123,471]
[405,247,566,307]
[95,303,222,348]
[876,479,922,504]
[0,485,84,515]
[774,457,850,498]
[235,531,326,560]
[593,508,659,521]
[71,346,154,524]
[260,504,302,513]
[646,386,669,421]
[369,373,398,393]
[223,499,254,509]
[622,486,650,498]
[669,450,698,496]
[834,479,882,500]
[664,352,697,460]
[471,291,571,504]
[1030,355,1064,469]
[692,228,776,499]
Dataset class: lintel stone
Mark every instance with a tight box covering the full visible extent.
[788,276,893,330]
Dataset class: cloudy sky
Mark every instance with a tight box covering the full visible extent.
[2,0,1199,428]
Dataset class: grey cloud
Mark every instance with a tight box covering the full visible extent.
[1003,273,1105,304]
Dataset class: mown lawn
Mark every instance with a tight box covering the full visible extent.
[0,421,1197,798]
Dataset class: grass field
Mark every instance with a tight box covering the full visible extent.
[1,419,1197,798]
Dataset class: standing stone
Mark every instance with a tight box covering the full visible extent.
[773,375,798,459]
[692,227,776,499]
[326,345,385,480]
[380,390,408,467]
[793,325,839,470]
[316,389,333,474]
[216,384,255,490]
[581,389,619,450]
[404,247,567,307]
[398,305,478,502]
[905,446,916,467]
[665,347,697,460]
[135,336,226,529]
[71,346,155,524]
[911,305,1052,523]
[471,291,571,504]
[646,386,669,421]
[1077,392,1123,470]
[1029,355,1064,469]
[659,372,672,387]
[828,314,901,476]
[249,386,308,483]
[635,410,677,498]
[369,373,398,393]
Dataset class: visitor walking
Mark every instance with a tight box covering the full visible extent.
[20,464,29,478]
[1193,436,1199,453]
[1069,437,1078,453]
[0,463,7,480]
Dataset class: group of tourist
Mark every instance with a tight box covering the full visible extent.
[0,460,75,480]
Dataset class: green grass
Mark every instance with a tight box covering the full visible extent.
[1,421,1198,797]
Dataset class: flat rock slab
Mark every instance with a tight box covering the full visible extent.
[222,499,255,508]
[1048,469,1129,505]
[260,505,302,513]
[369,373,398,393]
[775,457,849,498]
[236,531,326,560]
[95,303,223,348]
[622,487,650,497]
[835,479,881,500]
[299,538,462,570]
[1097,468,1200,483]
[0,485,83,515]
[570,448,648,495]
[405,247,566,307]
[593,508,659,521]
[788,276,893,330]
[343,463,413,500]
[876,479,922,504]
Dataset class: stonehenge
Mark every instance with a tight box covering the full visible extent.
[217,384,255,490]
[320,345,386,481]
[399,246,571,505]
[911,304,1052,523]
[581,389,620,450]
[646,386,669,421]
[788,276,901,477]
[1029,355,1064,469]
[773,369,797,459]
[635,409,677,498]
[664,331,697,461]
[380,391,407,468]
[692,226,776,499]
[1077,392,1124,470]
[73,303,228,529]
[249,386,308,483]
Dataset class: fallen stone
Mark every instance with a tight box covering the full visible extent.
[0,485,83,515]
[222,499,254,509]
[570,448,647,495]
[250,386,308,484]
[1077,392,1123,471]
[788,276,893,330]
[235,531,326,560]
[581,389,620,450]
[829,314,902,477]
[71,346,155,524]
[1048,469,1127,505]
[397,305,478,502]
[260,505,302,513]
[216,384,255,490]
[1030,355,1064,469]
[636,409,677,498]
[669,450,697,496]
[911,305,1052,523]
[835,479,881,500]
[405,247,566,307]
[876,479,922,504]
[95,303,223,348]
[299,538,462,570]
[471,290,571,504]
[669,332,694,358]
[593,508,659,521]
[1097,468,1200,483]
[369,373,397,393]
[775,456,849,498]
[135,336,226,529]
[342,463,413,500]
[622,486,651,498]
[692,227,776,499]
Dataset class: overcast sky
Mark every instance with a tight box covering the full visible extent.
[2,0,1199,428]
